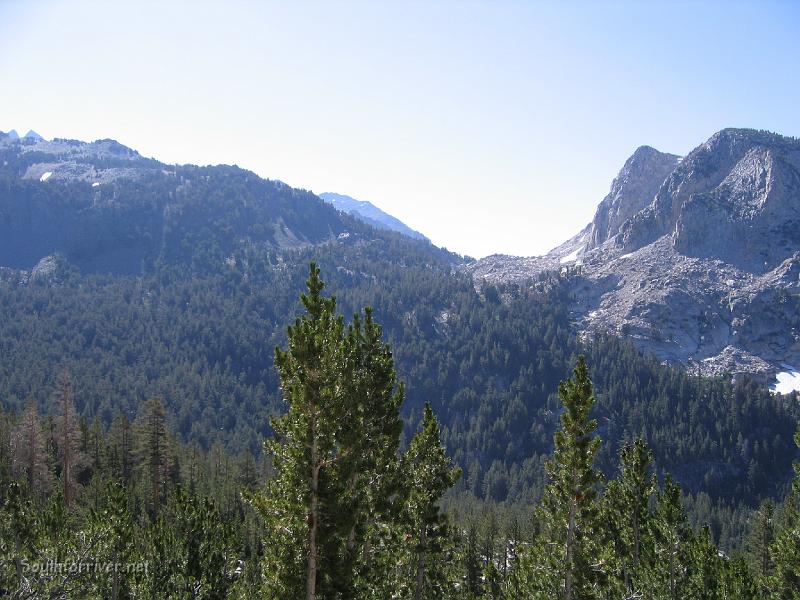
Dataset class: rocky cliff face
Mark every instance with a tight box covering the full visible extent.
[467,129,800,385]
[587,145,680,250]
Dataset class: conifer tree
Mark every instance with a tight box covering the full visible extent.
[11,399,52,499]
[767,426,800,598]
[642,476,692,600]
[685,524,722,599]
[463,520,483,598]
[398,403,460,600]
[108,411,134,486]
[746,499,775,592]
[135,397,170,518]
[513,355,603,599]
[0,407,11,501]
[252,263,408,600]
[55,370,82,507]
[602,438,656,596]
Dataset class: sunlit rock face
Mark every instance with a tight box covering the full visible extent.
[468,129,800,381]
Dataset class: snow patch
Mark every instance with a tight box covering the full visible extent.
[618,252,634,260]
[770,365,800,395]
[560,249,580,264]
[92,182,100,187]
[40,171,53,182]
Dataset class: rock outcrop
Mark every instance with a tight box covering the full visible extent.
[467,129,800,384]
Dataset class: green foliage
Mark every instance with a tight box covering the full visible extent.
[251,264,448,599]
[393,403,461,599]
[512,356,604,599]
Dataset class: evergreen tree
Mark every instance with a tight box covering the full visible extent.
[767,426,800,598]
[54,369,83,507]
[602,438,656,596]
[397,403,460,599]
[108,411,134,486]
[513,355,603,599]
[135,397,171,518]
[11,399,52,500]
[463,520,483,598]
[252,263,409,600]
[642,476,692,600]
[747,499,775,593]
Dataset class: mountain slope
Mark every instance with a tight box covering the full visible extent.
[0,130,797,511]
[320,192,428,241]
[0,135,402,274]
[468,128,800,383]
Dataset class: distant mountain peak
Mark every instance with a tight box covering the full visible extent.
[586,144,680,250]
[319,192,428,241]
[468,127,800,382]
[23,130,44,141]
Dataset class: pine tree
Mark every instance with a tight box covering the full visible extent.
[398,403,460,599]
[0,407,12,502]
[642,476,692,600]
[513,355,603,599]
[746,499,774,592]
[685,524,722,599]
[252,263,408,600]
[135,397,170,518]
[11,399,52,499]
[602,438,656,596]
[108,411,134,486]
[767,426,800,598]
[463,520,483,598]
[331,308,405,598]
[55,370,82,507]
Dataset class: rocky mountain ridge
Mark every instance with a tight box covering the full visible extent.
[319,192,428,241]
[468,128,800,386]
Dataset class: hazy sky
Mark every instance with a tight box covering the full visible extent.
[1,1,798,258]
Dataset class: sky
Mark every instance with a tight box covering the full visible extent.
[1,0,798,258]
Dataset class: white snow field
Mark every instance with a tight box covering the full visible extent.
[771,365,800,395]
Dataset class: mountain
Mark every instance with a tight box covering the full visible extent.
[0,134,413,274]
[0,130,798,516]
[469,128,800,386]
[320,192,428,241]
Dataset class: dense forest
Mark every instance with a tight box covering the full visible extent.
[1,150,799,587]
[1,266,799,598]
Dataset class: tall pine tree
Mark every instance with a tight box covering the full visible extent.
[252,263,409,600]
[509,355,603,599]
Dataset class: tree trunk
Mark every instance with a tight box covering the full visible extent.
[564,494,577,600]
[414,524,426,600]
[306,420,319,600]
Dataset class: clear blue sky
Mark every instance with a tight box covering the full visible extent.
[1,0,798,258]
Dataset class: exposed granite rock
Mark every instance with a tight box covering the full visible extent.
[587,146,680,250]
[467,129,800,383]
[0,134,160,185]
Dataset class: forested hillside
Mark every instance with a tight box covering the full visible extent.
[0,137,798,553]
[2,268,799,598]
